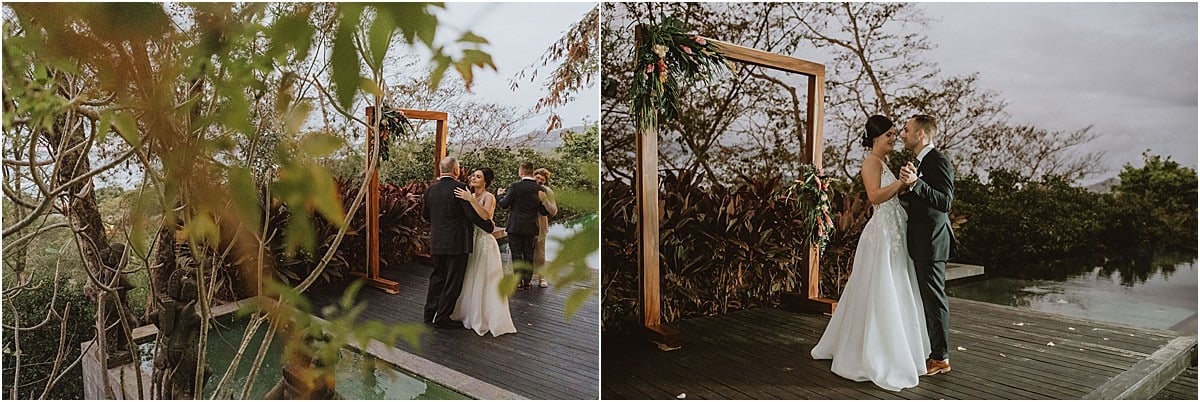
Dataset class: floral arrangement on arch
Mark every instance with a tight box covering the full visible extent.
[374,104,415,161]
[629,15,736,131]
[776,164,836,252]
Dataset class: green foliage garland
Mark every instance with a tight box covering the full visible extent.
[775,165,836,252]
[375,105,416,162]
[629,15,736,131]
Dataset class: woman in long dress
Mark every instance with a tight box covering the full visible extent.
[450,167,517,337]
[532,168,558,288]
[810,115,930,391]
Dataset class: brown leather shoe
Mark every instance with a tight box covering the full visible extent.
[925,358,951,376]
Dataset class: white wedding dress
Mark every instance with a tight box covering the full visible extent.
[452,225,517,337]
[810,163,930,392]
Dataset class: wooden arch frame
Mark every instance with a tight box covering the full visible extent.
[358,106,449,294]
[636,36,834,349]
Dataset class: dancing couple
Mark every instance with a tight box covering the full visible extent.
[422,157,556,337]
[811,114,958,391]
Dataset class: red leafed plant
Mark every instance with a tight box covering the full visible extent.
[272,177,430,285]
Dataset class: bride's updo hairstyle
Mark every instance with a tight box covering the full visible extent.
[862,115,894,149]
[478,167,495,189]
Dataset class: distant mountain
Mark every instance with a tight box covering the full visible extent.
[520,125,588,153]
[1085,176,1121,193]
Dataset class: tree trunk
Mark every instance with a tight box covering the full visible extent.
[48,107,137,370]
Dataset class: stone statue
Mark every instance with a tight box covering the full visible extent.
[149,265,211,399]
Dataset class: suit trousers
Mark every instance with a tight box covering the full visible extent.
[914,258,950,360]
[508,233,536,285]
[426,253,469,323]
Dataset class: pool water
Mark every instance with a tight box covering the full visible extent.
[949,258,1197,334]
[547,217,599,270]
[138,316,468,399]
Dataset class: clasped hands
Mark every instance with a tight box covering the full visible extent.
[897,162,919,188]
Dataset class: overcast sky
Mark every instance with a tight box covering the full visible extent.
[920,2,1197,181]
[423,2,598,132]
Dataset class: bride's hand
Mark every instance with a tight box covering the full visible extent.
[454,187,475,202]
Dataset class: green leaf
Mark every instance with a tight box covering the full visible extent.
[367,11,394,70]
[97,110,113,144]
[393,323,428,350]
[284,101,312,136]
[340,280,365,310]
[275,72,296,116]
[309,165,346,228]
[378,2,440,47]
[331,4,364,110]
[563,288,595,320]
[300,132,345,158]
[428,52,451,92]
[498,273,520,299]
[285,211,316,256]
[458,31,489,44]
[229,166,262,231]
[113,111,141,147]
[187,212,220,246]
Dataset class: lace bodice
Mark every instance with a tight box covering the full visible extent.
[865,163,908,253]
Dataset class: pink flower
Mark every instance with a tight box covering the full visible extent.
[645,64,654,73]
[681,46,693,55]
[693,36,707,45]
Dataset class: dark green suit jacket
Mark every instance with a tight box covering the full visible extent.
[899,148,958,262]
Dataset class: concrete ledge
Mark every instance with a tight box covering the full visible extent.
[1084,335,1198,399]
[946,262,985,281]
[86,297,517,400]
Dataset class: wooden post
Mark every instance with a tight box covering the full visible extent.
[358,106,401,294]
[434,119,447,177]
[636,26,680,350]
[796,69,836,315]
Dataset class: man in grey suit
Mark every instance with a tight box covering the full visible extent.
[898,114,957,376]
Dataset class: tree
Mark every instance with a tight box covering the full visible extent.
[602,2,818,186]
[513,4,599,133]
[1112,151,1198,251]
[4,3,495,398]
[601,3,1103,185]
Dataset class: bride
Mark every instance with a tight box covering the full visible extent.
[450,167,517,337]
[810,115,930,391]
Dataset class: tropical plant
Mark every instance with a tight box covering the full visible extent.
[601,168,821,329]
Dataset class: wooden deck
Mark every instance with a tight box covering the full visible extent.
[306,261,599,400]
[603,297,1197,399]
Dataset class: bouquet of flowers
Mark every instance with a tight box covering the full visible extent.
[629,14,736,132]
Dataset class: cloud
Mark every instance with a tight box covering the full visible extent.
[922,2,1198,175]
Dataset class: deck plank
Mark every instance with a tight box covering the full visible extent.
[306,261,599,400]
[602,297,1194,399]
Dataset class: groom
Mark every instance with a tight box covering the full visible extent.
[422,156,494,329]
[498,162,549,290]
[898,114,957,376]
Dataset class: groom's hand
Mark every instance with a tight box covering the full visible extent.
[901,163,919,185]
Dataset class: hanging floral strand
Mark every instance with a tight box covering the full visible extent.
[629,14,736,132]
[776,164,835,252]
[375,105,415,162]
